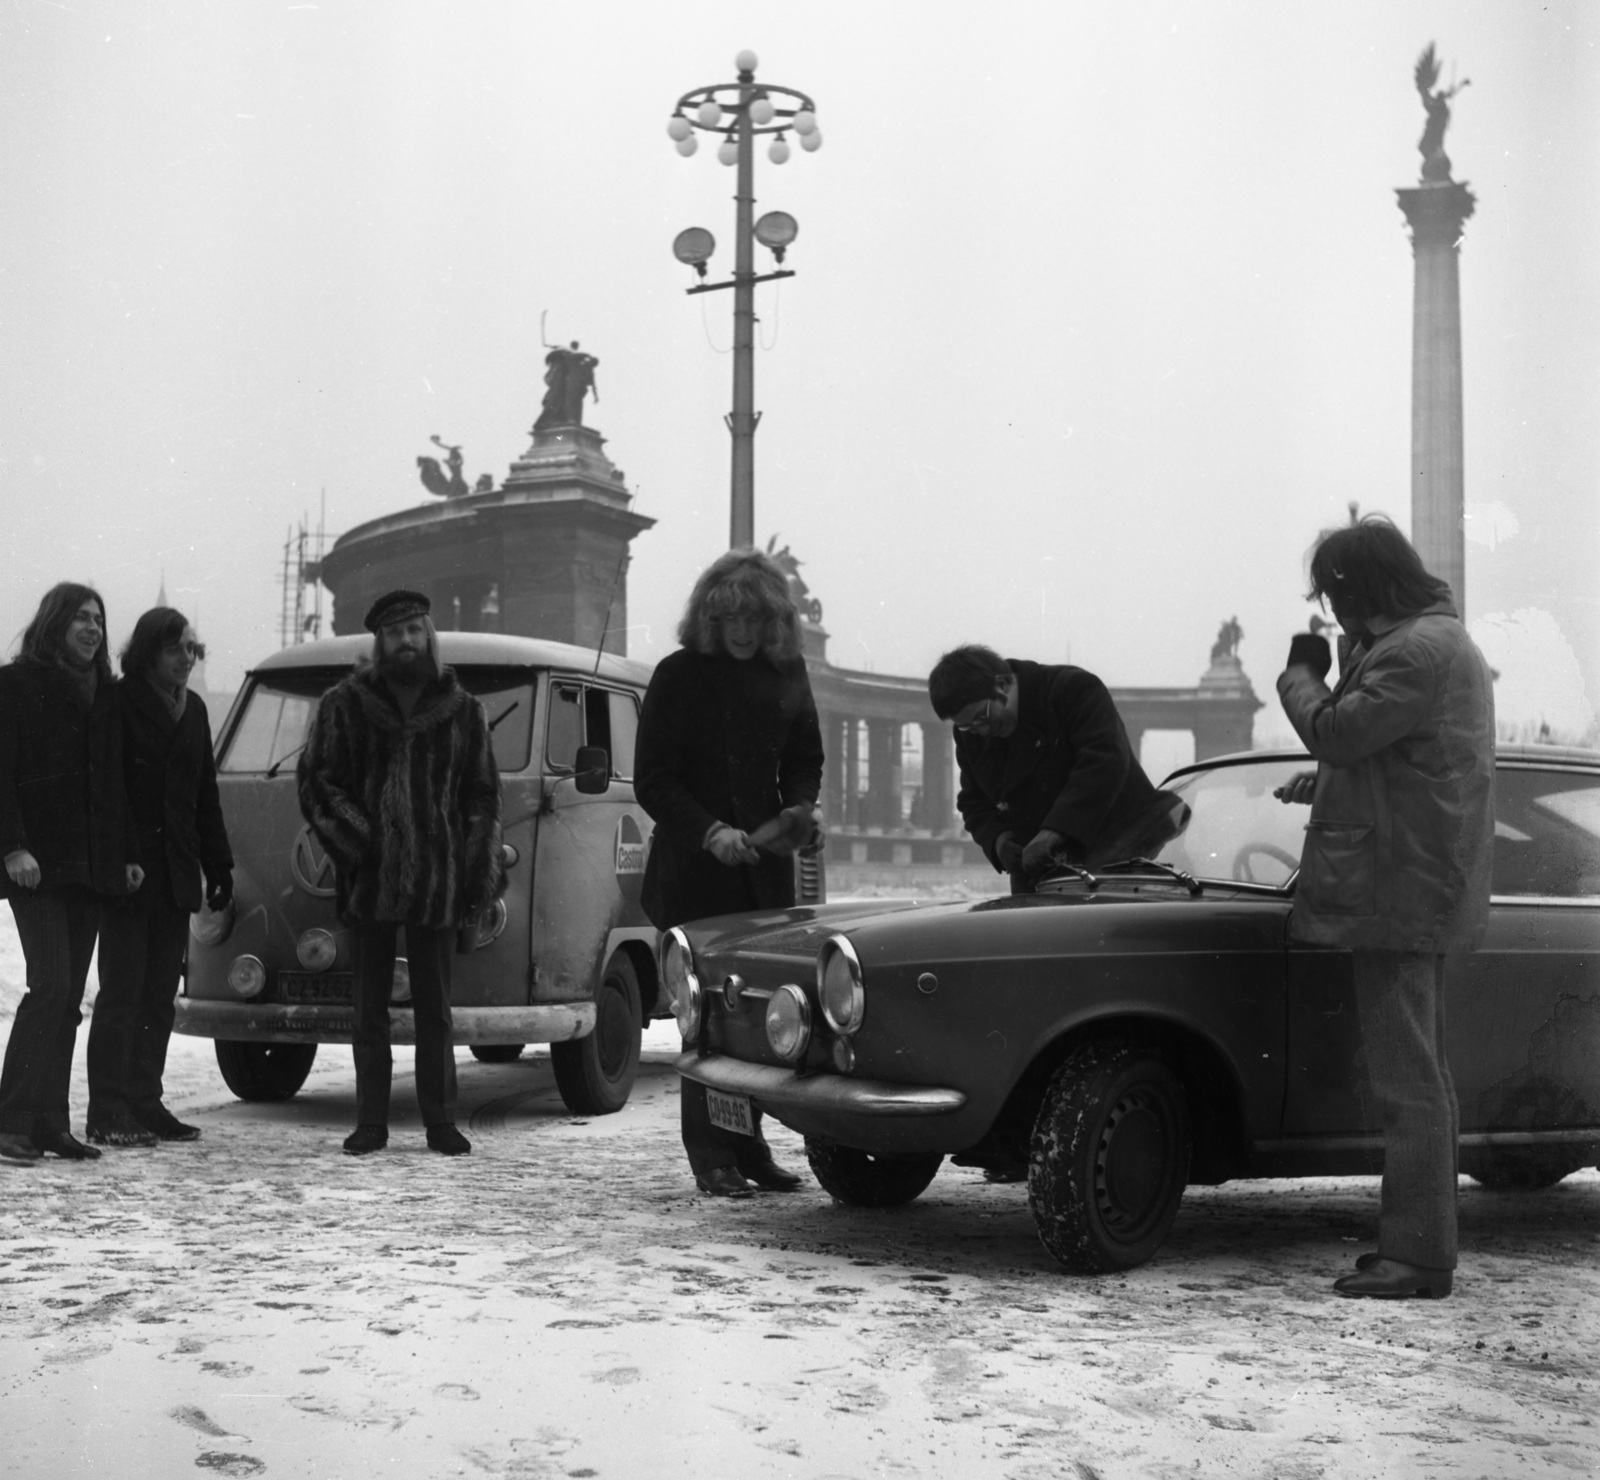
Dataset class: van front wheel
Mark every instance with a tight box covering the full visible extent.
[214,1041,318,1102]
[551,952,642,1115]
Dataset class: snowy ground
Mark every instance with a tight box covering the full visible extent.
[2,915,1598,1480]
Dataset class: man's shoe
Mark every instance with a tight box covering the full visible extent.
[0,1132,42,1164]
[343,1124,389,1155]
[134,1105,202,1142]
[981,1163,1029,1185]
[1354,1250,1380,1272]
[1334,1258,1453,1300]
[34,1130,102,1161]
[694,1166,754,1198]
[85,1119,159,1149]
[742,1160,804,1192]
[426,1123,471,1156]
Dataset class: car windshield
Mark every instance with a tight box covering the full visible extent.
[218,666,537,775]
[1149,756,1315,888]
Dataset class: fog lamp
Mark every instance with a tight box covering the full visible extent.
[190,897,235,948]
[663,927,700,1038]
[765,983,811,1062]
[817,935,865,1034]
[831,1037,856,1073]
[227,955,266,1000]
[390,958,412,1004]
[296,927,337,972]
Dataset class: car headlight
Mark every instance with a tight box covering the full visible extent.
[227,955,266,999]
[466,897,508,950]
[296,928,337,972]
[190,898,235,948]
[765,983,811,1062]
[390,958,412,1004]
[817,935,865,1035]
[663,927,701,1037]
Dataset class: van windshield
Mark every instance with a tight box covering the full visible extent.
[218,666,537,775]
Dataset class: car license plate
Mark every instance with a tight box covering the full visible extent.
[705,1088,755,1137]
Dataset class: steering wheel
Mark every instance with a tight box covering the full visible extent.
[1232,842,1301,883]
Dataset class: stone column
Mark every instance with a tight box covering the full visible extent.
[1397,180,1476,610]
[920,721,954,835]
[843,718,862,830]
[866,720,902,831]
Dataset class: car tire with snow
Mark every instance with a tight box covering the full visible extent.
[804,1139,944,1207]
[1028,1041,1191,1274]
[551,952,642,1115]
[214,1041,318,1102]
[1461,1144,1592,1191]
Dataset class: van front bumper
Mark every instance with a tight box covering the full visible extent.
[174,1000,596,1046]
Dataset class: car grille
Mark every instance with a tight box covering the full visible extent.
[796,853,824,904]
[280,972,354,1004]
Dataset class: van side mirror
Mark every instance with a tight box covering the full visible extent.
[574,746,611,794]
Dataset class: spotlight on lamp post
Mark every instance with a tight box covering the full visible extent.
[666,49,821,551]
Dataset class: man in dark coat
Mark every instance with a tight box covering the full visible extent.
[0,584,142,1164]
[88,608,233,1147]
[297,590,503,1157]
[928,644,1183,893]
[635,551,824,1197]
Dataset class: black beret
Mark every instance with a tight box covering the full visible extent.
[364,589,431,633]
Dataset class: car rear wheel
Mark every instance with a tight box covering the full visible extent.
[214,1041,318,1102]
[1462,1144,1593,1191]
[551,952,642,1115]
[1029,1041,1191,1273]
[804,1139,944,1207]
[470,1044,525,1063]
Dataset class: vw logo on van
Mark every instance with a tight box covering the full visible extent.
[290,824,338,898]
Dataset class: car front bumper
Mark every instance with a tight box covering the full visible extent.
[675,1051,967,1117]
[174,1000,596,1046]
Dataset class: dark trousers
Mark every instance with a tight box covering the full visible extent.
[351,921,457,1128]
[87,892,189,1125]
[681,1078,778,1177]
[0,887,100,1137]
[1353,949,1459,1270]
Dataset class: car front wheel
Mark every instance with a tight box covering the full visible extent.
[804,1139,943,1207]
[214,1041,318,1102]
[1029,1041,1191,1273]
[551,952,642,1115]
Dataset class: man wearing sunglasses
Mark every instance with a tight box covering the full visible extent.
[928,644,1182,892]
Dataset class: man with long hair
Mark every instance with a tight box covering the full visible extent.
[1278,516,1495,1299]
[0,583,143,1163]
[297,590,503,1157]
[635,550,824,1196]
[88,607,233,1147]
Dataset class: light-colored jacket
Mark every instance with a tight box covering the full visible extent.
[1276,601,1495,951]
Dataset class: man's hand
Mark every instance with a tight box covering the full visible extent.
[1273,770,1317,805]
[205,868,234,912]
[705,824,761,868]
[5,850,40,890]
[1020,829,1066,874]
[125,864,145,893]
[1285,632,1332,682]
[994,831,1023,872]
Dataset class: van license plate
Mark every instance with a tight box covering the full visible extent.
[705,1088,755,1137]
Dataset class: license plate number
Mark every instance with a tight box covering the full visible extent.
[705,1088,755,1137]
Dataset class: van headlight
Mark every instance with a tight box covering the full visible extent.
[390,958,412,1004]
[662,927,700,1037]
[191,898,235,948]
[765,983,811,1062]
[817,935,865,1035]
[467,898,508,950]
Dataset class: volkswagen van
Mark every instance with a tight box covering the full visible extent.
[177,633,682,1114]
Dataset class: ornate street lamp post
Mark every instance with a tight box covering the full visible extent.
[667,49,821,550]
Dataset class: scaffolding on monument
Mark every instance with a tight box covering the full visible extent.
[277,496,336,649]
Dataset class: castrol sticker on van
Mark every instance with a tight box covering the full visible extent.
[615,816,646,876]
[291,825,339,897]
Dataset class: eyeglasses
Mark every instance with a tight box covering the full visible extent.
[953,700,992,733]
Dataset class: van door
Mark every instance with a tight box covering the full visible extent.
[529,678,654,1003]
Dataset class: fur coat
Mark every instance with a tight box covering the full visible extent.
[297,664,503,929]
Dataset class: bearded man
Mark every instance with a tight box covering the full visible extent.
[297,590,503,1156]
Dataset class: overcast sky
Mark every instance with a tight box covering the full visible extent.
[3,1,1595,744]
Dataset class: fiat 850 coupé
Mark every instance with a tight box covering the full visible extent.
[664,746,1600,1273]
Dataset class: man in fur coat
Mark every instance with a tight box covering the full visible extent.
[297,590,503,1157]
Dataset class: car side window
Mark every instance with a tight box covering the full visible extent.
[607,691,640,779]
[546,683,584,772]
[1493,770,1600,898]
